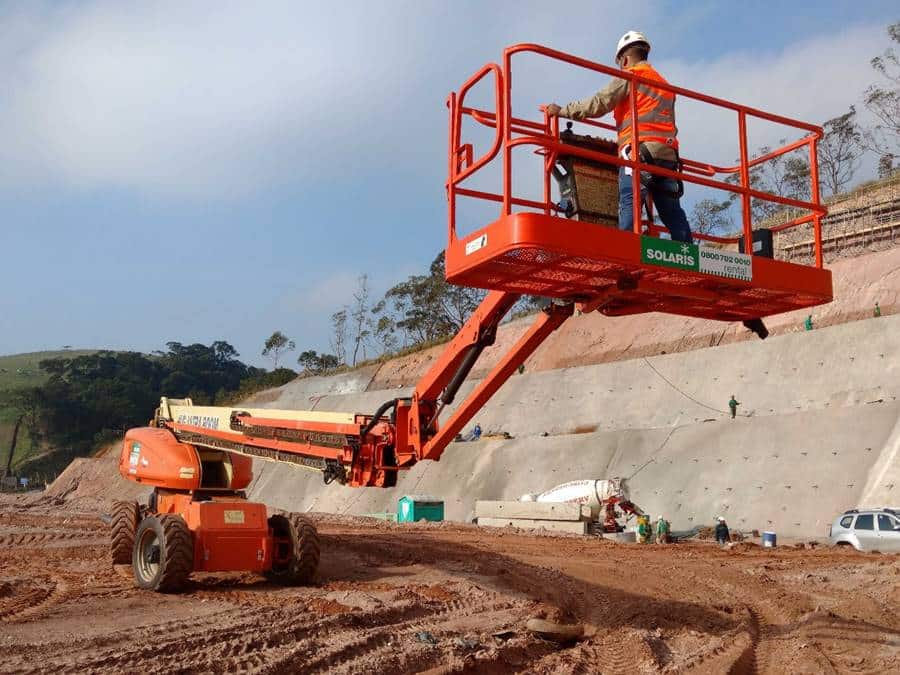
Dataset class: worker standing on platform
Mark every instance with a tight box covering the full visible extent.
[728,395,740,419]
[546,31,693,244]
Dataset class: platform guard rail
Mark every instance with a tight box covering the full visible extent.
[446,44,826,268]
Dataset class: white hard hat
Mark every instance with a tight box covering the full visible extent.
[717,516,725,522]
[616,30,651,60]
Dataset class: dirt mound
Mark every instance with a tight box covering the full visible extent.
[42,444,148,510]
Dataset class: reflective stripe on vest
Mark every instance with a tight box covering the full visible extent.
[613,63,678,150]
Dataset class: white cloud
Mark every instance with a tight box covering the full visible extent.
[660,23,891,169]
[0,3,887,204]
[286,270,361,313]
[280,262,419,315]
[0,1,668,199]
[481,21,893,211]
[0,1,427,197]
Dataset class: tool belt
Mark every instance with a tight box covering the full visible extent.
[637,143,684,199]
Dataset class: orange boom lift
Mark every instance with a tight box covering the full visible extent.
[112,45,832,591]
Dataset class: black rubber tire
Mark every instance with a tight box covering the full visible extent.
[109,500,140,565]
[132,514,194,592]
[266,513,320,586]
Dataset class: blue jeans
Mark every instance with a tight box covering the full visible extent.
[618,160,693,243]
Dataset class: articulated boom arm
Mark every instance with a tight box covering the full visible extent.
[138,43,836,491]
[152,291,573,488]
[397,291,573,465]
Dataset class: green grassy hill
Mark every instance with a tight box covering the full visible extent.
[0,349,97,477]
[0,349,96,397]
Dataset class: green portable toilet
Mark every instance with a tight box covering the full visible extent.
[397,495,444,523]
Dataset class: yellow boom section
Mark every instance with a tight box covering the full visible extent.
[155,397,356,433]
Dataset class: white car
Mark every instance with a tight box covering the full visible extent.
[829,509,900,552]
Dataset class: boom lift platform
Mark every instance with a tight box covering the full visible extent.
[445,45,831,321]
[113,45,833,591]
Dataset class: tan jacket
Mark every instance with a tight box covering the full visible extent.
[559,61,677,163]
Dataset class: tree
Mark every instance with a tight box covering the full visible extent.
[863,22,900,154]
[297,350,340,375]
[349,275,371,366]
[384,252,484,344]
[725,142,810,222]
[160,341,248,401]
[762,151,810,211]
[370,300,399,354]
[330,309,348,365]
[262,331,295,369]
[818,107,864,196]
[691,198,734,236]
[0,387,43,470]
[6,341,291,476]
[211,340,240,366]
[36,351,169,451]
[225,366,297,402]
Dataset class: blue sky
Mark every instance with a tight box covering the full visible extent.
[1,1,895,366]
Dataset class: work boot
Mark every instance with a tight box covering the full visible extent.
[743,318,769,340]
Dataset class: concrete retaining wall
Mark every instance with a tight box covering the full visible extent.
[45,314,897,537]
[245,315,900,537]
[248,402,899,538]
[44,312,892,534]
[251,314,899,437]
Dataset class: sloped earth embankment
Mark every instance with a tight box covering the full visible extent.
[40,444,149,510]
[364,246,900,390]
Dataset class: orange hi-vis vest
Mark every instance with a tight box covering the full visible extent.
[613,63,678,151]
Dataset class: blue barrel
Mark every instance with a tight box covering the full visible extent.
[762,531,777,548]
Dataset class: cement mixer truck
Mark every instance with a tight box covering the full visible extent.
[521,479,644,532]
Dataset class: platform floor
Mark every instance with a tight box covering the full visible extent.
[446,213,833,321]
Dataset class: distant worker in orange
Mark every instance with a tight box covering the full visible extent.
[547,31,693,244]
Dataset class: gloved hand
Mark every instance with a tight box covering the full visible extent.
[620,145,633,176]
[621,145,653,186]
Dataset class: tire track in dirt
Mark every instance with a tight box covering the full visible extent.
[181,599,464,675]
[3,503,898,674]
[459,544,758,674]
[2,608,264,673]
[530,639,648,675]
[0,530,103,546]
[9,593,505,674]
[721,606,760,675]
[331,533,750,673]
[693,555,889,674]
[0,573,69,623]
[0,579,55,622]
[285,599,527,674]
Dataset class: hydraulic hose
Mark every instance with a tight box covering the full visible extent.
[360,398,398,440]
[440,341,487,407]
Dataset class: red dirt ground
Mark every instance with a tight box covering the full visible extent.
[1,495,897,674]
